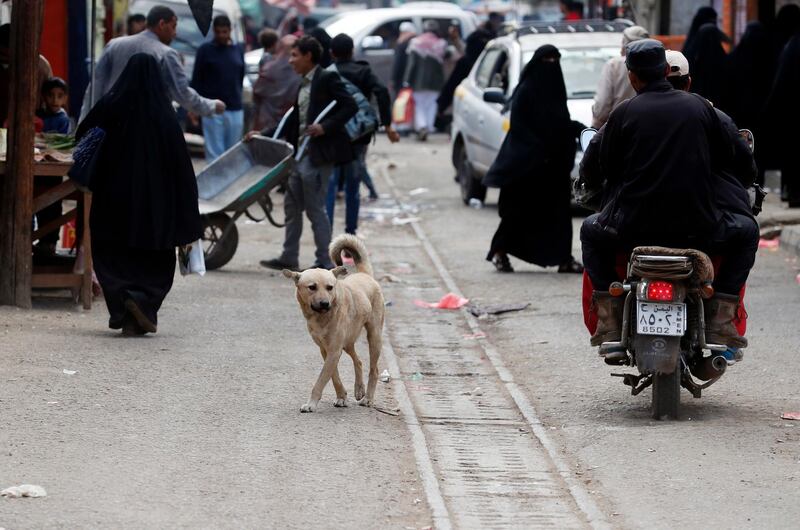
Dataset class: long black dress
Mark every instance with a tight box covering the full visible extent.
[484,45,582,268]
[765,33,800,205]
[77,53,202,333]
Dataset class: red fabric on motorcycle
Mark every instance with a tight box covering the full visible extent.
[582,258,747,336]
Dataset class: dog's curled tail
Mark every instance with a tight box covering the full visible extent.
[330,234,373,277]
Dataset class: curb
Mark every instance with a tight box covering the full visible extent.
[780,224,800,258]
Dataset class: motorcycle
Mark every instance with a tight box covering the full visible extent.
[577,128,762,420]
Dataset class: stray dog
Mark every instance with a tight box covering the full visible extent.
[283,234,385,413]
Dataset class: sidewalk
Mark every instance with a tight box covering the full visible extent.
[759,195,800,257]
[0,217,432,528]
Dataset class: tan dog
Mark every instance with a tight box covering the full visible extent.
[283,234,385,413]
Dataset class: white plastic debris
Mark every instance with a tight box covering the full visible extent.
[1,484,47,498]
[62,369,77,375]
[379,369,391,383]
[408,187,429,196]
[462,387,483,396]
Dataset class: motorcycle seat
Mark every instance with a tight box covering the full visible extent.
[630,246,714,283]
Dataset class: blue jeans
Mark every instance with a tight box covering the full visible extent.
[202,110,244,162]
[326,145,366,235]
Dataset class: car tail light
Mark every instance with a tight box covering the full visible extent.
[647,281,674,301]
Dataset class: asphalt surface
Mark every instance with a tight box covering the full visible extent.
[2,135,800,529]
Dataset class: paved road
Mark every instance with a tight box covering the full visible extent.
[2,136,799,528]
[367,136,800,529]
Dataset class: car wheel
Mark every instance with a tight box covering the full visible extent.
[457,144,487,205]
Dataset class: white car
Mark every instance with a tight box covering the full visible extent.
[450,20,631,204]
[319,3,478,86]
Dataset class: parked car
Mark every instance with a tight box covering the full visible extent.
[318,2,479,87]
[450,19,631,204]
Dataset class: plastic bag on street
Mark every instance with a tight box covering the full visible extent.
[1,484,47,498]
[178,239,206,277]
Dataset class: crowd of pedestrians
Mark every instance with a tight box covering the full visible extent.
[69,2,800,334]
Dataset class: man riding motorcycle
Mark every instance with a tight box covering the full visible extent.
[579,39,759,353]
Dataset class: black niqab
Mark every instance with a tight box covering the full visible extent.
[685,23,727,105]
[484,45,581,267]
[683,7,717,54]
[77,53,202,250]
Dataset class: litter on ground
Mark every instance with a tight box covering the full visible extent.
[380,369,391,383]
[781,412,800,421]
[414,293,469,309]
[758,238,779,250]
[62,369,78,375]
[392,216,421,226]
[408,187,429,196]
[468,302,530,317]
[1,485,47,498]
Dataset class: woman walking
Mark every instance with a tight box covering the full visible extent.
[77,53,202,335]
[484,45,583,274]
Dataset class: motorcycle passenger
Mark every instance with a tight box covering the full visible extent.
[579,39,758,350]
[663,50,758,221]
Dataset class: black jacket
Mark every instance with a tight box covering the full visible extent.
[593,79,732,239]
[715,108,757,218]
[581,105,756,220]
[262,67,357,166]
[333,59,392,145]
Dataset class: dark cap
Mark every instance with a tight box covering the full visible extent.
[625,38,667,73]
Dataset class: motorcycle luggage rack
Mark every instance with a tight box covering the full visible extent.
[630,255,693,280]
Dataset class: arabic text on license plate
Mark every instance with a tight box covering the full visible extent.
[636,301,686,336]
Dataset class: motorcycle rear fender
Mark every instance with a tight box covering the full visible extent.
[634,334,681,375]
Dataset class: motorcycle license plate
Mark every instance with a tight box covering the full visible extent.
[636,302,686,336]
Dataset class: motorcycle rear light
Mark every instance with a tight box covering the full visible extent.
[647,281,674,301]
[609,282,625,297]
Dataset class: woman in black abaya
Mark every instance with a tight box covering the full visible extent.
[484,45,584,273]
[685,23,728,106]
[77,53,202,335]
[682,6,718,56]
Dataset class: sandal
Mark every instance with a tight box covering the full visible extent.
[492,253,514,273]
[558,257,584,274]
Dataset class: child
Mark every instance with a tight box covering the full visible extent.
[37,77,70,134]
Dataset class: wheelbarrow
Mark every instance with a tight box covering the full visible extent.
[196,136,294,270]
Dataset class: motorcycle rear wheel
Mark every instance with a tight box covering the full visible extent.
[651,368,681,420]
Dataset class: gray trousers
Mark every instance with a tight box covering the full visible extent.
[280,156,334,267]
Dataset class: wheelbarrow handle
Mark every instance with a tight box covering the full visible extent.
[273,106,295,140]
[295,100,337,162]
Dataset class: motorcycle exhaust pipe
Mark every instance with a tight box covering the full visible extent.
[690,355,728,381]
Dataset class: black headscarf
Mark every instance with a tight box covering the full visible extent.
[685,23,727,105]
[437,28,492,112]
[483,44,577,188]
[723,22,774,129]
[774,4,800,53]
[77,53,202,250]
[683,7,718,54]
[308,27,332,67]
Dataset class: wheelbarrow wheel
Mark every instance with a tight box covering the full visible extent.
[201,213,238,270]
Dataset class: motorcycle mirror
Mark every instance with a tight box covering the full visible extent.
[580,128,597,151]
[739,129,754,153]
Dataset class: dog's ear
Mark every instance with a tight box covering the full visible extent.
[282,269,301,284]
[332,266,348,279]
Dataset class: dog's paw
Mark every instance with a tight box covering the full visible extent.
[358,397,373,408]
[334,398,348,408]
[300,402,317,413]
[354,384,366,401]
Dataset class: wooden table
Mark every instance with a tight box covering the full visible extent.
[0,160,93,309]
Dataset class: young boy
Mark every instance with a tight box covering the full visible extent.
[37,77,70,134]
